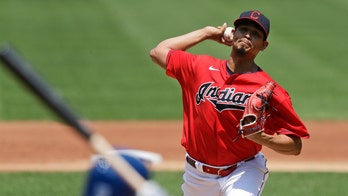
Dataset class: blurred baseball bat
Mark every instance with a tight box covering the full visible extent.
[0,44,166,195]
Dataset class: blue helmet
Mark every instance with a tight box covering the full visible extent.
[83,154,150,196]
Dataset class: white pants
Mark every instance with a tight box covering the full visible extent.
[182,152,269,196]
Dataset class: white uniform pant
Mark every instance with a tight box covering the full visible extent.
[182,152,269,196]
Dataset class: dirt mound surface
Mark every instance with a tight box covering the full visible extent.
[0,120,347,172]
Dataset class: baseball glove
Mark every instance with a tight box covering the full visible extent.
[239,81,276,138]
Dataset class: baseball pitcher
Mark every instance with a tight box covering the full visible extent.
[150,10,310,196]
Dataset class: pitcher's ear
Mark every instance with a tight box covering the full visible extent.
[261,41,268,51]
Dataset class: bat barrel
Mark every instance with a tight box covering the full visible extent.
[0,44,91,139]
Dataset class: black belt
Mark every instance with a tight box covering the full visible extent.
[186,156,255,177]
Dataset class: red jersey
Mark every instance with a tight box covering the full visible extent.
[165,50,309,166]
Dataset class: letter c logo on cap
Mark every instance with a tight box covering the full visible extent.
[250,11,261,20]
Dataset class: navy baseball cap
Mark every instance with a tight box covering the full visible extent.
[234,10,270,40]
[83,154,150,196]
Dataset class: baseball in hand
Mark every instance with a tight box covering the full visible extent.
[223,27,234,41]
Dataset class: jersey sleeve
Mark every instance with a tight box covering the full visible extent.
[264,89,310,138]
[165,50,197,81]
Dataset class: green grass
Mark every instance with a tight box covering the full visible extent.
[0,171,347,195]
[0,172,86,196]
[261,172,348,196]
[0,1,347,195]
[0,0,347,120]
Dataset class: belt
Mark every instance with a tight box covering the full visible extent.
[186,156,255,177]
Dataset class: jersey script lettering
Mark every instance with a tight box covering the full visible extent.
[196,82,251,112]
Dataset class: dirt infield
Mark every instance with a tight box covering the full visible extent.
[0,120,347,172]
